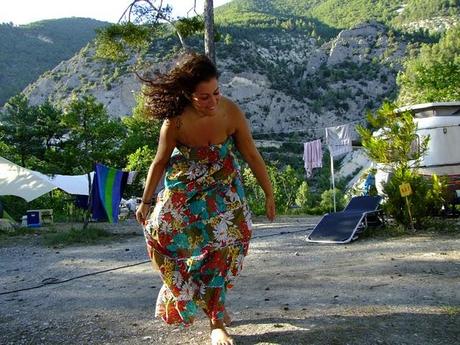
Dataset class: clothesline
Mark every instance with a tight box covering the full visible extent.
[255,139,362,147]
[316,125,354,211]
[252,119,367,136]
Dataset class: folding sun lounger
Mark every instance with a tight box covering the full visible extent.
[306,196,383,244]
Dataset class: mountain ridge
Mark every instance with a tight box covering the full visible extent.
[4,0,459,137]
[0,17,109,105]
[22,20,404,138]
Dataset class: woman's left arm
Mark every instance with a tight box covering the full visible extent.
[230,100,275,221]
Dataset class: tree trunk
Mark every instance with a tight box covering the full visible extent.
[176,30,187,50]
[204,0,216,64]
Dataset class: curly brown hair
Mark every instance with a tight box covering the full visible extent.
[143,52,218,120]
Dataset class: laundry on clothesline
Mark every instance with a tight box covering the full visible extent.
[90,163,129,223]
[325,124,353,158]
[303,139,323,177]
[127,171,138,185]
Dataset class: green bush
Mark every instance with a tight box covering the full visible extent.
[0,196,28,222]
[0,190,85,223]
[295,181,309,211]
[383,168,446,228]
[319,188,346,213]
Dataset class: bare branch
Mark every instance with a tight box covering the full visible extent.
[119,0,165,24]
[187,0,199,17]
[118,0,138,23]
[116,0,189,50]
[142,0,161,21]
[157,0,164,21]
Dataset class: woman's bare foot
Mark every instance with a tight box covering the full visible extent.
[210,320,235,345]
[223,309,232,327]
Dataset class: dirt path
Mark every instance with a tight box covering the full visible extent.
[1,217,459,345]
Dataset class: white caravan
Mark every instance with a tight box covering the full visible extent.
[397,102,460,198]
[398,102,460,178]
[368,102,460,196]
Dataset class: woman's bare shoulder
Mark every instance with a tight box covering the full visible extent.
[221,96,244,118]
[160,118,180,140]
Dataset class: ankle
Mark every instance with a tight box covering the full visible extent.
[210,319,226,330]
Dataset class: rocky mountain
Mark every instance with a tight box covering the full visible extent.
[23,20,405,139]
[11,0,460,145]
[218,21,405,136]
[23,45,139,118]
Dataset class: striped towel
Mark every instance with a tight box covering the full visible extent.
[91,163,128,223]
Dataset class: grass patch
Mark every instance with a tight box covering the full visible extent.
[362,216,460,239]
[43,226,114,247]
[420,218,460,234]
[0,226,38,238]
[441,305,460,316]
[361,223,408,239]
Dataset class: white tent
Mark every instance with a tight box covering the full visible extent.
[0,157,94,202]
[0,157,55,202]
[33,171,94,196]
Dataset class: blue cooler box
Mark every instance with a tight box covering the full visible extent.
[26,211,41,227]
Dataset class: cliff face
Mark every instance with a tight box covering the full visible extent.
[23,47,140,118]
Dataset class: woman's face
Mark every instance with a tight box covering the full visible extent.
[191,77,220,116]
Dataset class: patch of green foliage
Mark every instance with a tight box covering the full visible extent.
[42,226,113,247]
[0,224,114,247]
[216,0,459,30]
[0,226,37,239]
[0,93,160,219]
[0,18,109,105]
[420,217,460,235]
[397,25,460,104]
[95,22,153,61]
[394,0,460,24]
[383,169,447,228]
[242,158,348,216]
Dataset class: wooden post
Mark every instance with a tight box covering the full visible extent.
[405,196,415,232]
[399,182,415,232]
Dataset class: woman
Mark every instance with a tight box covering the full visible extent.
[136,53,275,345]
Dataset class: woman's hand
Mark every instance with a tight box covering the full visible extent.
[136,202,151,226]
[265,195,276,222]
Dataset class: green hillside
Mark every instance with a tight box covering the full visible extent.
[1,1,458,107]
[216,0,460,29]
[0,17,109,105]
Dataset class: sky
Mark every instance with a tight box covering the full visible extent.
[0,0,232,25]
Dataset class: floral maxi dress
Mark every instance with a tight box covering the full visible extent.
[144,136,252,326]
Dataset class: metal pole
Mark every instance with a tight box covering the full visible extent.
[83,172,93,230]
[330,151,336,212]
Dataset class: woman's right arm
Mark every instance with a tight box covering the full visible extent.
[136,120,177,225]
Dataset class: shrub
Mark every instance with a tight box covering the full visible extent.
[295,181,309,210]
[0,190,86,223]
[320,188,345,213]
[383,167,446,228]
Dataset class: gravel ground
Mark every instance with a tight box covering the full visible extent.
[1,217,459,345]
